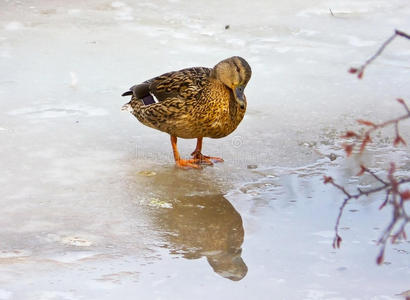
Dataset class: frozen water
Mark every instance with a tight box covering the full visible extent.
[4,21,23,31]
[1,0,410,299]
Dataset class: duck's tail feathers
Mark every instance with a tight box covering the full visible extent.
[121,91,133,97]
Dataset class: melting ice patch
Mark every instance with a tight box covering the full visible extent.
[49,251,98,263]
[7,104,108,118]
[111,1,134,21]
[345,35,377,47]
[4,22,24,31]
[0,249,32,259]
[311,231,335,238]
[0,289,12,300]
[111,1,125,8]
[69,71,78,88]
[0,50,11,58]
[61,236,93,247]
[31,291,79,300]
[138,198,173,209]
[67,9,82,15]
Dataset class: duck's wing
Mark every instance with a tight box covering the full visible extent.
[122,67,211,105]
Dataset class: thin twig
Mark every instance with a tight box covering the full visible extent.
[342,99,410,155]
[349,29,410,78]
[362,166,389,186]
[325,169,409,264]
[326,29,410,265]
[396,30,410,39]
[333,197,349,248]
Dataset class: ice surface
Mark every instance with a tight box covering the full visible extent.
[1,0,410,299]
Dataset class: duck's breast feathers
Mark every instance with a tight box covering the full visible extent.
[123,67,212,104]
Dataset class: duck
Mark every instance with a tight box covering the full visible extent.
[121,56,252,169]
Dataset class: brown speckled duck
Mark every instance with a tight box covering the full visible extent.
[121,56,252,169]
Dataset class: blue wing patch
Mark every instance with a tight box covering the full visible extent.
[142,93,159,105]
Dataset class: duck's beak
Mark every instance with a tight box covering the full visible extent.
[234,85,246,109]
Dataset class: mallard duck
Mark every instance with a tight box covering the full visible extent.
[121,56,252,169]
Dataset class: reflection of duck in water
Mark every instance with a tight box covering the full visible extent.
[154,193,247,281]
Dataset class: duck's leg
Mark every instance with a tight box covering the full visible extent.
[191,137,224,165]
[171,135,201,169]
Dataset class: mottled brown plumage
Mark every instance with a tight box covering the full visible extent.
[121,56,252,168]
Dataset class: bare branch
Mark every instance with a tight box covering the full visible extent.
[395,29,410,39]
[362,166,389,186]
[326,28,410,265]
[349,29,410,79]
[324,166,410,264]
[342,98,410,155]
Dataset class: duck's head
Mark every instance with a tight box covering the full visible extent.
[213,56,252,109]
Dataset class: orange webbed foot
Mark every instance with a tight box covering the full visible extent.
[175,158,203,169]
[191,151,224,165]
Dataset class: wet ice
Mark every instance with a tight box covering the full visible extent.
[1,0,410,299]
